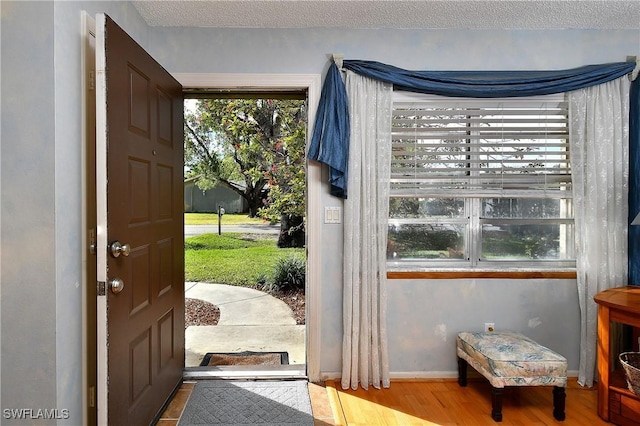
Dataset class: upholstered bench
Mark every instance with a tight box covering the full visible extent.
[456,331,567,422]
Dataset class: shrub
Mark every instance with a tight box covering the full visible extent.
[255,272,270,288]
[267,255,306,292]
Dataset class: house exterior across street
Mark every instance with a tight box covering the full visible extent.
[184,177,248,213]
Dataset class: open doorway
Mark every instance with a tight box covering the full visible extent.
[174,73,321,383]
[182,93,308,374]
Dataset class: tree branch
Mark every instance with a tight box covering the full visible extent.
[185,121,220,172]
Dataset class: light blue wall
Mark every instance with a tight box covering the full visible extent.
[0,0,638,421]
[386,279,580,374]
[148,27,638,74]
[1,1,57,418]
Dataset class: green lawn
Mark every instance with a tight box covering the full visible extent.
[185,212,270,225]
[185,232,303,286]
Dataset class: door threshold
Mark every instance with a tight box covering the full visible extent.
[183,364,306,381]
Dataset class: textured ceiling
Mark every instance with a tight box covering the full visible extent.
[132,0,640,30]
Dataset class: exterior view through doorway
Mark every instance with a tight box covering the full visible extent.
[182,94,308,377]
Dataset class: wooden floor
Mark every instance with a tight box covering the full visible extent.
[157,378,609,425]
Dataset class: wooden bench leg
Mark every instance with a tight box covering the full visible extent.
[553,386,566,421]
[491,387,503,422]
[457,357,468,387]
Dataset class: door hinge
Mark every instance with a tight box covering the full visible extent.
[97,281,106,296]
[89,228,96,255]
[89,70,95,91]
[88,386,95,408]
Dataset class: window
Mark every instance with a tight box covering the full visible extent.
[388,92,574,270]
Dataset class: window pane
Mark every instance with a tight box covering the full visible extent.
[481,223,574,261]
[388,223,466,260]
[389,197,464,219]
[481,198,571,219]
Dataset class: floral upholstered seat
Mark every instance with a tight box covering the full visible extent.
[456,331,567,388]
[456,330,567,422]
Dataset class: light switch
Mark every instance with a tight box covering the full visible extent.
[324,207,342,224]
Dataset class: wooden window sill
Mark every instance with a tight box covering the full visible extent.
[387,271,577,280]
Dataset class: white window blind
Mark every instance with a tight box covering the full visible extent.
[391,94,571,198]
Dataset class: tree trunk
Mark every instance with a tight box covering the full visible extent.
[245,190,266,218]
[278,214,305,248]
[246,198,260,218]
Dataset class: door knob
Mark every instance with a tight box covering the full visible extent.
[109,277,125,294]
[110,241,131,258]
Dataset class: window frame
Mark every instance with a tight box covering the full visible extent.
[387,91,576,273]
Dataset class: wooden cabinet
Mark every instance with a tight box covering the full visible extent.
[594,286,640,426]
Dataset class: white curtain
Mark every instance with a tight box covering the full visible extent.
[569,76,630,387]
[341,70,392,390]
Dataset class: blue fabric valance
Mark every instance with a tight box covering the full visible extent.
[343,60,635,98]
[308,59,637,198]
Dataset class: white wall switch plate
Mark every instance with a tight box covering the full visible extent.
[324,206,342,224]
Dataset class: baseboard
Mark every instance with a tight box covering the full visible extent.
[319,370,580,383]
[320,371,459,382]
[319,372,341,382]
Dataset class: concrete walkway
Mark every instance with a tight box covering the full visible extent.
[184,282,305,367]
[185,224,280,237]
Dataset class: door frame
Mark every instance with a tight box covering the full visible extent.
[174,73,322,382]
[81,11,97,426]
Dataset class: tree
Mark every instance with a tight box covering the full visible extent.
[184,97,306,247]
[259,124,307,247]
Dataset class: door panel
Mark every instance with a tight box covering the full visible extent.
[96,13,184,425]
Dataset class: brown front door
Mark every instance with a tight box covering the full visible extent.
[96,13,184,425]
